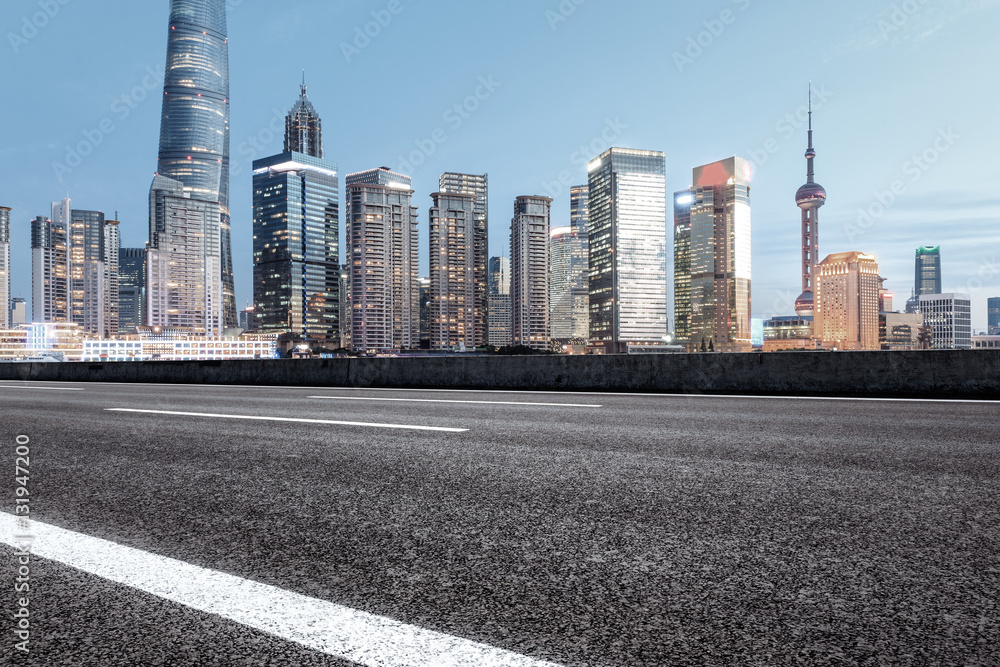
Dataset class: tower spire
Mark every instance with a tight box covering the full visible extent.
[301,70,307,97]
[805,82,816,184]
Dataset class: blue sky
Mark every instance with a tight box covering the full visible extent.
[2,0,999,330]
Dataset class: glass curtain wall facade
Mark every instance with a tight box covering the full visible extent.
[488,256,512,348]
[439,173,488,347]
[155,0,235,328]
[510,196,552,351]
[915,246,942,296]
[688,157,753,353]
[119,248,147,333]
[252,152,340,344]
[989,297,1000,335]
[428,192,476,350]
[549,226,589,342]
[673,191,692,343]
[0,207,9,329]
[587,148,667,354]
[346,168,419,352]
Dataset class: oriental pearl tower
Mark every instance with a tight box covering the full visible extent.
[794,86,826,318]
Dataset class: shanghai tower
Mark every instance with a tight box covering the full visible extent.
[153,0,236,329]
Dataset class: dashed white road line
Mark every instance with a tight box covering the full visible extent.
[308,396,602,408]
[105,409,467,433]
[0,385,84,391]
[0,513,560,667]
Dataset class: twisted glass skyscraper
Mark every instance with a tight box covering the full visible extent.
[154,0,235,328]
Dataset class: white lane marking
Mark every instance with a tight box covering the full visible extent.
[308,396,602,408]
[0,385,84,391]
[0,513,560,667]
[105,409,467,433]
[8,380,999,404]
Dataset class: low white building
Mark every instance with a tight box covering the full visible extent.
[918,293,972,350]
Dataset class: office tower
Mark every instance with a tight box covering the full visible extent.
[794,88,826,318]
[488,256,512,348]
[673,190,692,343]
[339,264,350,347]
[418,277,431,349]
[0,207,9,328]
[31,214,69,324]
[346,167,419,352]
[118,248,147,333]
[814,251,880,351]
[989,297,1000,335]
[253,83,340,345]
[439,172,488,347]
[428,192,476,351]
[285,75,322,157]
[687,157,753,353]
[510,196,552,350]
[919,293,972,349]
[147,175,225,335]
[549,226,588,342]
[238,304,255,331]
[915,246,943,296]
[154,0,235,328]
[10,298,26,326]
[588,148,667,354]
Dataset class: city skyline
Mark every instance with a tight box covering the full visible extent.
[1,1,999,331]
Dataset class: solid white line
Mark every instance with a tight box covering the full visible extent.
[0,513,560,667]
[0,385,84,391]
[105,409,467,433]
[308,396,602,408]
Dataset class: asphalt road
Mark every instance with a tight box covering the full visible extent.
[1,381,998,666]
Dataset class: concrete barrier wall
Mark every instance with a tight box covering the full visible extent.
[1,350,999,399]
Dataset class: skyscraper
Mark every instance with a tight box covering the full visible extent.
[814,251,880,351]
[673,190,692,343]
[118,248,147,333]
[549,226,588,342]
[10,298,26,327]
[0,207,9,329]
[103,218,120,339]
[252,82,340,345]
[687,157,753,353]
[285,74,323,158]
[511,196,552,351]
[31,215,68,324]
[439,173,488,347]
[587,148,667,354]
[428,192,476,350]
[147,175,225,335]
[488,256,512,348]
[346,167,419,352]
[915,246,942,296]
[154,0,235,328]
[794,88,826,319]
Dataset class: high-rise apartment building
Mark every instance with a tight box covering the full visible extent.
[118,248,147,333]
[428,192,476,350]
[439,172,488,347]
[587,148,667,354]
[814,251,881,351]
[989,297,1000,335]
[510,196,552,350]
[488,256,512,348]
[686,157,753,353]
[0,206,9,329]
[102,218,120,339]
[346,167,419,352]
[253,82,339,345]
[154,0,235,328]
[549,226,589,342]
[31,215,68,324]
[673,190,692,343]
[147,175,225,335]
[915,246,942,296]
[919,293,971,350]
[418,277,431,349]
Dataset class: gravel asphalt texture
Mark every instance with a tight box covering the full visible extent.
[2,382,998,666]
